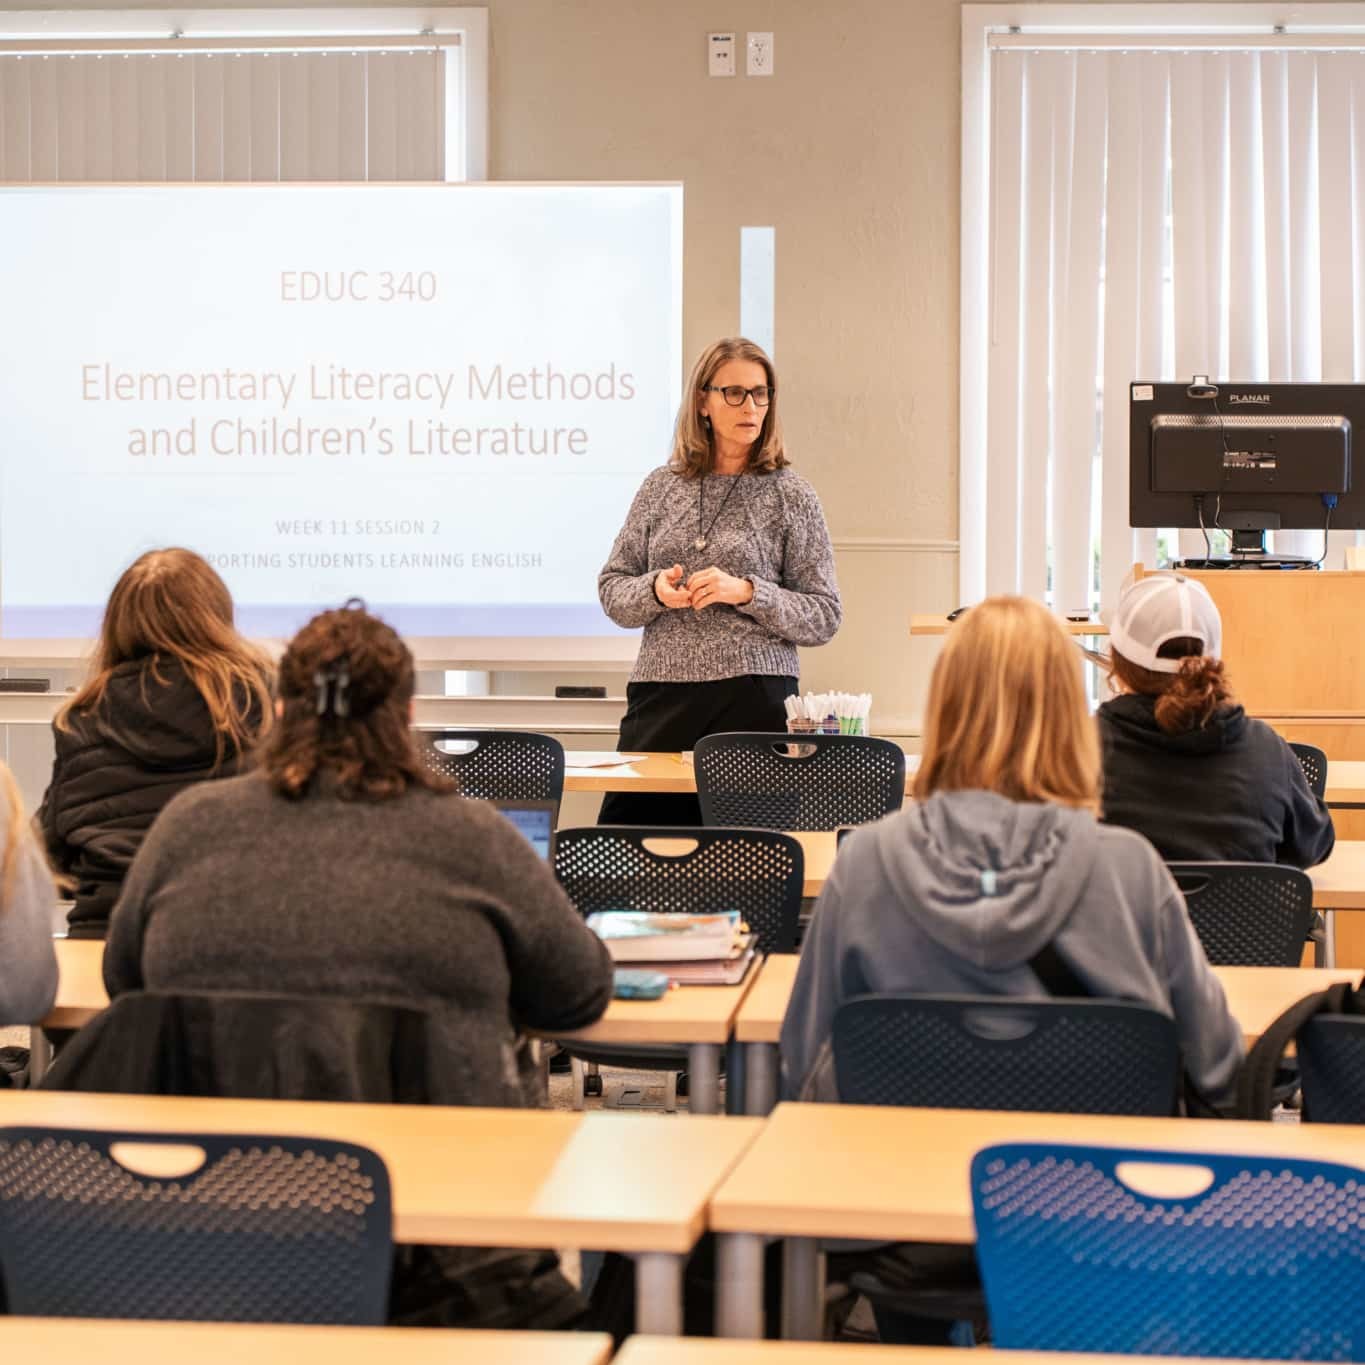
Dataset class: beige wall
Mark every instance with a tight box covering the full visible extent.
[4,0,966,730]
[486,0,963,731]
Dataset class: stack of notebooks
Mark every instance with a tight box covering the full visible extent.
[586,909,757,986]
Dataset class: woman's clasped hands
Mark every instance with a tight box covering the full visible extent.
[654,564,755,611]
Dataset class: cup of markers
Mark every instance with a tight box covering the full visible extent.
[784,691,872,736]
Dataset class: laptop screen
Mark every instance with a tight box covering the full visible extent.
[493,802,555,860]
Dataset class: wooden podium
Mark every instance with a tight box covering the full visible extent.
[1133,566,1365,763]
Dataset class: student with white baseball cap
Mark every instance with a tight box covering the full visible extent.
[1098,574,1334,867]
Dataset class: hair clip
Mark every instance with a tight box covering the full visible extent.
[313,656,352,718]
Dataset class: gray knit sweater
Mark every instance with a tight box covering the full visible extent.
[599,465,842,683]
[103,773,613,1047]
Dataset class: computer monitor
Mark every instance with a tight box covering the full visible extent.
[491,800,556,860]
[1129,379,1365,567]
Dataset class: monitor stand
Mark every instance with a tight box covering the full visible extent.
[1174,527,1320,571]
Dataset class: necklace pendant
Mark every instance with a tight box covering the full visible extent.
[694,536,707,551]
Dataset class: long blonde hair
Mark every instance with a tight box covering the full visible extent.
[58,548,274,766]
[668,337,788,479]
[914,596,1101,814]
[0,762,47,906]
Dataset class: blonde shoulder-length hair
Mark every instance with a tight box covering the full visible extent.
[0,761,48,907]
[668,337,789,479]
[913,595,1101,814]
[58,547,274,767]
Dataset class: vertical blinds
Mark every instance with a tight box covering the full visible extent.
[982,45,1365,608]
[0,46,445,181]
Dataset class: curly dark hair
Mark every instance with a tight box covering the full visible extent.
[261,600,452,801]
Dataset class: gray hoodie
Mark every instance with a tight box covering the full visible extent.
[781,789,1243,1106]
[0,781,58,1026]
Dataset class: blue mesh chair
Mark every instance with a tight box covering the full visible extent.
[0,1127,392,1323]
[972,1141,1365,1357]
[1289,741,1329,799]
[1167,862,1315,966]
[693,731,905,830]
[415,729,565,806]
[833,995,1181,1115]
[1300,1015,1365,1123]
[552,825,803,1109]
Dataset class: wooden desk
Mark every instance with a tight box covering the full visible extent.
[551,970,762,1115]
[564,752,925,797]
[565,752,700,795]
[710,1102,1365,1338]
[39,946,772,1116]
[0,1318,613,1365]
[1326,759,1365,805]
[38,940,758,1117]
[566,750,1365,810]
[730,957,1364,1116]
[1307,840,1365,908]
[0,1090,760,1335]
[617,1342,1237,1365]
[614,1343,1223,1365]
[800,837,1365,908]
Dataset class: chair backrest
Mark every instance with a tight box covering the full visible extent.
[693,731,905,830]
[0,1127,392,1323]
[833,995,1180,1115]
[1166,861,1315,966]
[415,729,565,805]
[1289,741,1329,798]
[552,825,803,953]
[1300,1015,1365,1123]
[972,1140,1365,1356]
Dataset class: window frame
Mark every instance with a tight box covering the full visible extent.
[0,7,488,181]
[960,2,1365,602]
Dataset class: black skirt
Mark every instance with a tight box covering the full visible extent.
[598,674,798,827]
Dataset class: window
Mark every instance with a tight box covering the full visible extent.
[0,8,487,181]
[961,4,1365,608]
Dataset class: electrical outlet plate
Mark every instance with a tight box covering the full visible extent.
[746,31,774,77]
[708,32,736,77]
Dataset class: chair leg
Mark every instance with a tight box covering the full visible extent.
[664,1069,679,1113]
[570,1056,587,1111]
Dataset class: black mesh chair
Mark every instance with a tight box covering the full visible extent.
[828,995,1180,1335]
[833,994,1181,1115]
[693,731,905,830]
[0,1127,391,1323]
[1167,861,1315,966]
[1299,1016,1365,1123]
[552,825,804,1109]
[1289,741,1329,798]
[415,729,565,805]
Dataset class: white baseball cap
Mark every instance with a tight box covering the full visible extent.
[1109,574,1222,673]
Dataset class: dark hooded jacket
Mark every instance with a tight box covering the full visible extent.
[781,789,1243,1105]
[38,656,261,940]
[1098,694,1335,868]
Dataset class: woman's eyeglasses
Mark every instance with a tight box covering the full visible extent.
[704,384,773,407]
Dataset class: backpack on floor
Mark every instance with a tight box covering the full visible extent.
[1235,980,1365,1120]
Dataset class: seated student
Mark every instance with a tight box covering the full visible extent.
[102,597,613,1078]
[782,594,1242,1107]
[1098,573,1334,867]
[38,548,273,940]
[781,595,1243,1346]
[0,760,59,1027]
[95,601,614,1329]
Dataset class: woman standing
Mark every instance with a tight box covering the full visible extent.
[38,548,273,939]
[598,337,842,824]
